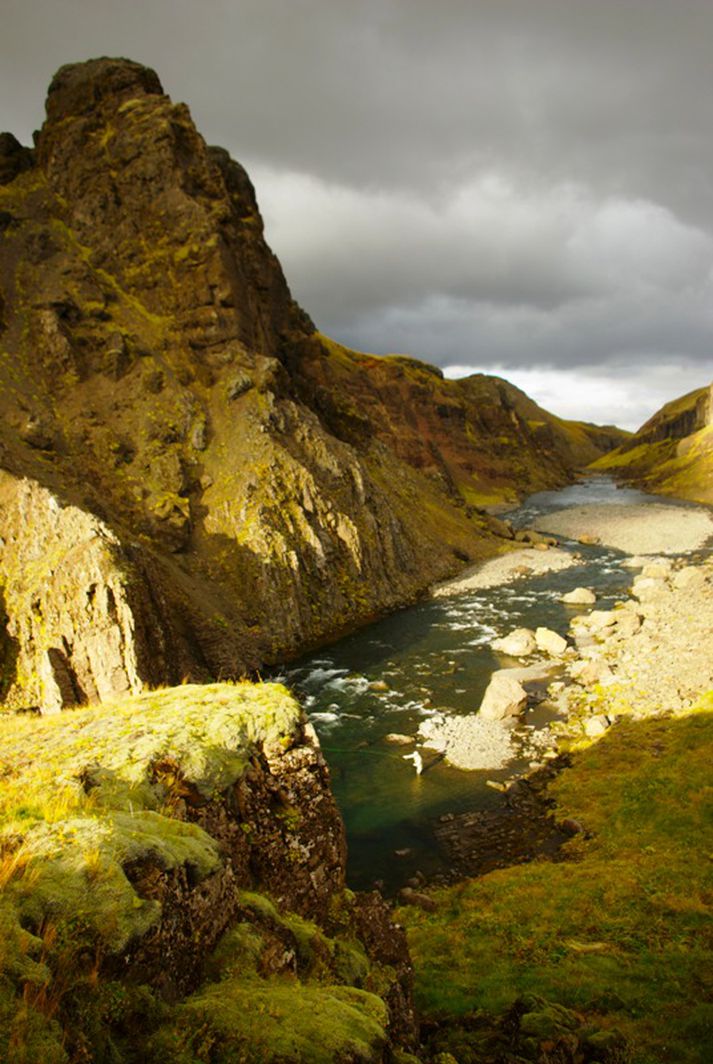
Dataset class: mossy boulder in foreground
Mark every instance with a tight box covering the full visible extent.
[0,682,415,1061]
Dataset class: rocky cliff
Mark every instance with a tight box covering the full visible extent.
[591,383,713,503]
[0,57,625,710]
[0,682,416,1062]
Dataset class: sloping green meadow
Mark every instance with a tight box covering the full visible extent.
[399,698,713,1063]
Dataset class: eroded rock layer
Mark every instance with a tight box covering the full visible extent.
[592,382,713,503]
[0,58,625,708]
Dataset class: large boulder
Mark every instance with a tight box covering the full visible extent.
[478,671,528,721]
[535,627,568,656]
[491,628,536,657]
[561,587,596,605]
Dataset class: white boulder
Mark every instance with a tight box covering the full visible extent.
[561,587,596,605]
[491,627,536,657]
[478,671,528,721]
[535,627,568,656]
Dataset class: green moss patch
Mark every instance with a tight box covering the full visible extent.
[0,682,304,1060]
[146,978,388,1064]
[399,704,713,1063]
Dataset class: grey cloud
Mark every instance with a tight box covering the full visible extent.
[2,0,713,426]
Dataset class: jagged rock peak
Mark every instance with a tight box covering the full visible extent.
[45,56,164,121]
[0,132,33,185]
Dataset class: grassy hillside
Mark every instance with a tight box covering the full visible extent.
[399,697,713,1063]
[591,385,713,504]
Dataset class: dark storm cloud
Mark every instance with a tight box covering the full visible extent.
[2,0,713,427]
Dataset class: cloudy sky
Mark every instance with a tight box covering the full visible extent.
[3,0,713,429]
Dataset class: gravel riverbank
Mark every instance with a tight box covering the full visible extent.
[533,501,713,554]
[432,546,576,597]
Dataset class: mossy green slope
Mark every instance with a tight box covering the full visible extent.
[0,682,400,1062]
[591,384,713,504]
[399,702,713,1063]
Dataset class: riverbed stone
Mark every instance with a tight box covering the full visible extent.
[642,558,672,579]
[491,627,536,657]
[583,714,611,738]
[672,565,707,590]
[609,610,641,640]
[632,576,667,601]
[535,627,568,656]
[478,671,529,720]
[561,587,596,605]
[576,609,617,634]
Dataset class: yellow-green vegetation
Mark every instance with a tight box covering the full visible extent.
[590,384,713,504]
[146,980,387,1064]
[398,702,713,1063]
[591,429,713,505]
[145,893,388,1063]
[0,682,303,1062]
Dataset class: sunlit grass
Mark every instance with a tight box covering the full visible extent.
[399,701,713,1063]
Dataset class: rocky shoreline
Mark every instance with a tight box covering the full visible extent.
[404,502,713,895]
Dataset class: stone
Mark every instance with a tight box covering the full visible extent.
[0,55,627,710]
[535,627,568,656]
[632,576,667,601]
[368,679,389,691]
[491,627,536,657]
[642,558,672,579]
[570,659,613,686]
[672,565,707,590]
[583,714,611,737]
[610,610,641,640]
[578,533,600,544]
[582,609,618,633]
[478,671,528,720]
[561,587,596,605]
[384,733,413,745]
[398,889,437,912]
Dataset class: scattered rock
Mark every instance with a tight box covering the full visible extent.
[583,714,611,738]
[561,587,596,605]
[491,627,536,657]
[369,680,389,691]
[535,627,568,656]
[672,565,707,590]
[384,733,414,745]
[398,888,437,913]
[632,576,667,601]
[642,558,672,579]
[478,671,529,721]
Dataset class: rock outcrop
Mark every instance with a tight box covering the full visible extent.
[0,57,625,709]
[0,682,416,1060]
[591,382,713,503]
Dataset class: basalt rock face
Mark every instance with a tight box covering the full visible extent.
[591,383,713,503]
[0,58,623,708]
[290,337,629,508]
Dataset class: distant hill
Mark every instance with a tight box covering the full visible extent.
[591,383,713,503]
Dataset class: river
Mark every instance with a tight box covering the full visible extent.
[276,476,703,892]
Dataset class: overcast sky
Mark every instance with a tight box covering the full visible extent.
[3,0,713,429]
